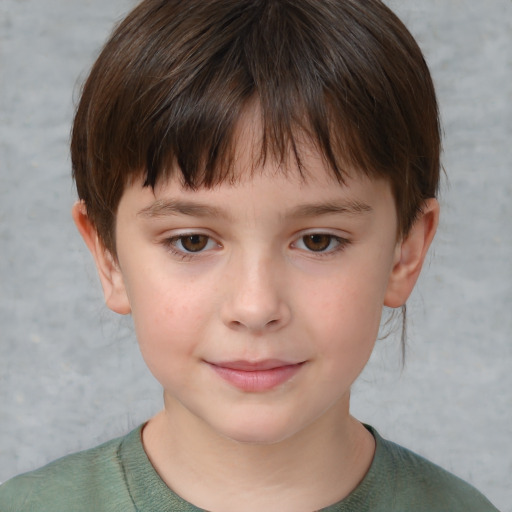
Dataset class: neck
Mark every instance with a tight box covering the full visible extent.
[142,394,375,512]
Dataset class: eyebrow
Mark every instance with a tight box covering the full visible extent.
[137,199,230,219]
[285,200,373,218]
[137,198,373,220]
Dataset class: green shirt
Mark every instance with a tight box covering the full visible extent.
[0,425,499,511]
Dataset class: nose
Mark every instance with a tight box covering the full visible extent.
[221,252,291,334]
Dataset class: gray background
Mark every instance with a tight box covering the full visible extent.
[0,0,511,509]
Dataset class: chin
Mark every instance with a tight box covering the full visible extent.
[221,428,293,446]
[212,412,306,446]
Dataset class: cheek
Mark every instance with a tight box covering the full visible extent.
[307,271,386,336]
[309,284,382,386]
[125,273,212,373]
[300,263,391,375]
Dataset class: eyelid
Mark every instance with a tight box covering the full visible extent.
[162,231,222,259]
[159,229,351,260]
[291,230,351,255]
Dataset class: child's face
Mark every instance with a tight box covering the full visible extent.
[76,108,438,445]
[105,144,406,444]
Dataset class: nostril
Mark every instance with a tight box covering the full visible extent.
[222,298,291,333]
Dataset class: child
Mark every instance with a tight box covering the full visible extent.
[0,0,500,510]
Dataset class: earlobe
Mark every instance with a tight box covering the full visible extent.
[384,198,439,308]
[72,201,131,315]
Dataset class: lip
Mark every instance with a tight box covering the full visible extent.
[207,360,305,392]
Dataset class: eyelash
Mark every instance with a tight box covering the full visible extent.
[162,233,220,261]
[162,233,351,261]
[292,234,351,258]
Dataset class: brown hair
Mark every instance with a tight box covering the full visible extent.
[71,0,440,254]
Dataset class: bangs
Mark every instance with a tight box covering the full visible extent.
[119,0,371,190]
[76,0,404,189]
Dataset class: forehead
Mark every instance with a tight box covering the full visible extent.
[152,117,372,202]
[121,104,396,221]
[145,100,369,191]
[122,162,394,226]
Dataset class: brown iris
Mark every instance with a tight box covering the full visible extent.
[180,235,209,252]
[302,234,332,252]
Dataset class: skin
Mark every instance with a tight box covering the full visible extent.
[73,118,439,511]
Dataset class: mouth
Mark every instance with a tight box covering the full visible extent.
[206,360,306,392]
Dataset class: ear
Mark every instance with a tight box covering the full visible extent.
[72,201,131,315]
[384,198,439,308]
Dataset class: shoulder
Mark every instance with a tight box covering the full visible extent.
[0,428,141,512]
[369,426,500,512]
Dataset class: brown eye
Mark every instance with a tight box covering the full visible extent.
[179,235,210,252]
[302,234,333,252]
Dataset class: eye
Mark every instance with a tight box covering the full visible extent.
[294,233,348,253]
[302,234,333,252]
[169,234,218,253]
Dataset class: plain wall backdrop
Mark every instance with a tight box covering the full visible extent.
[0,1,511,510]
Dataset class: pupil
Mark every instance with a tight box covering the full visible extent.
[182,235,208,252]
[305,234,331,251]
